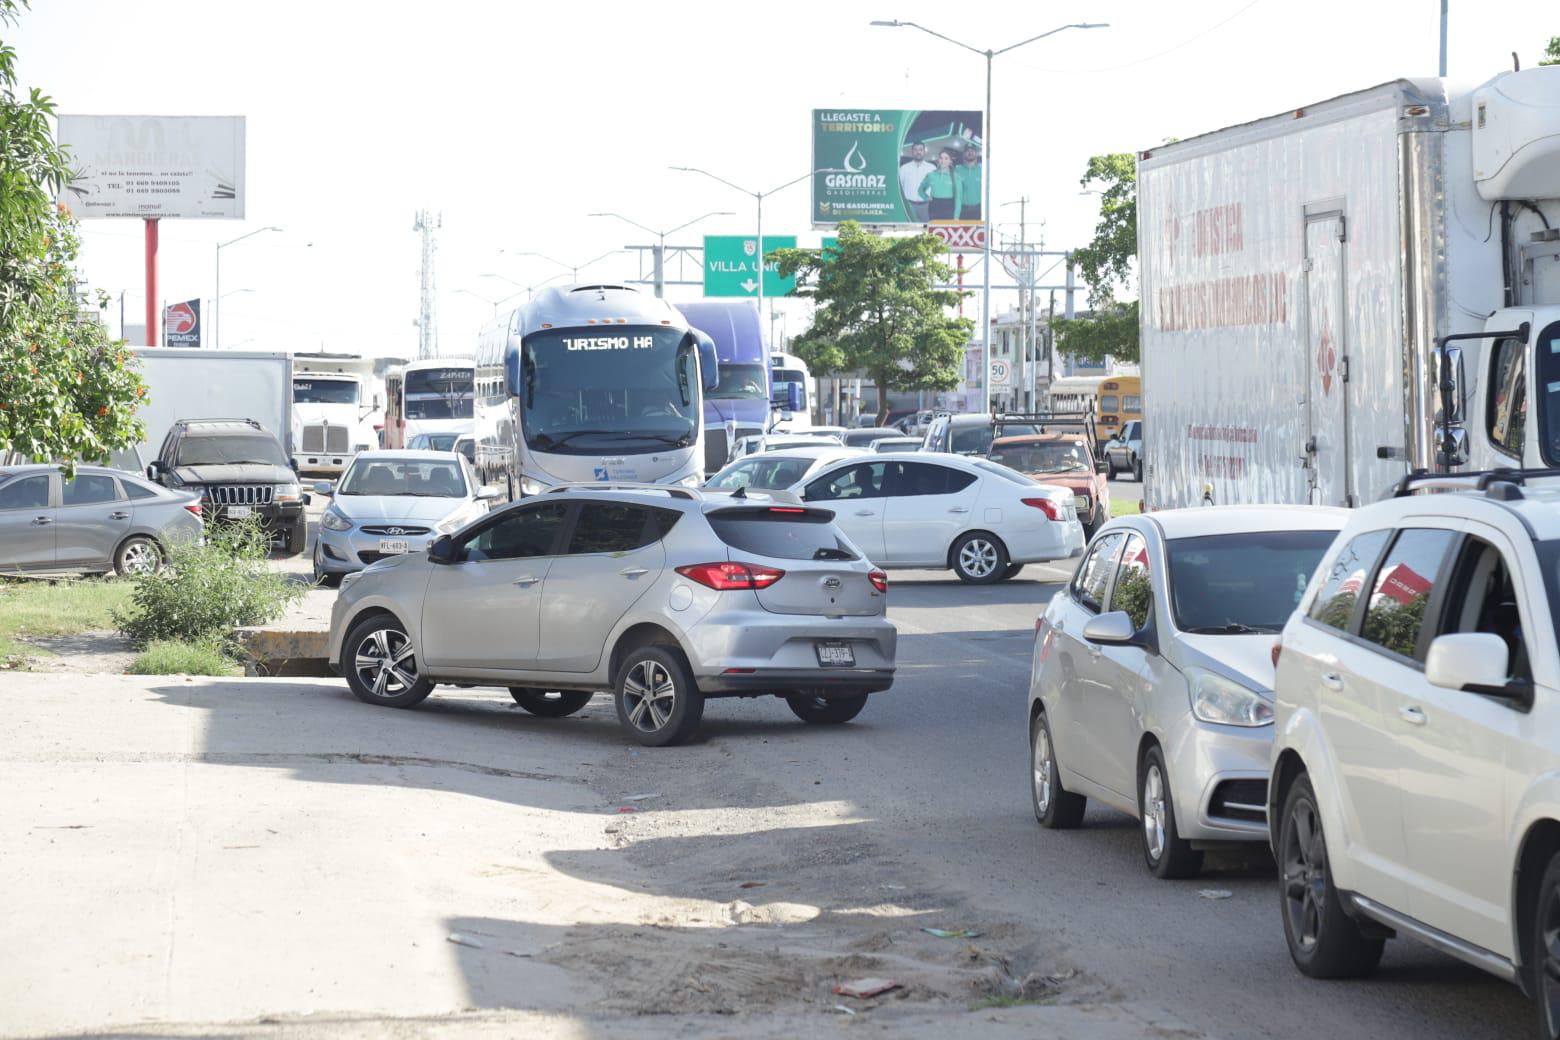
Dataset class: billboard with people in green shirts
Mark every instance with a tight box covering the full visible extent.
[811,109,983,227]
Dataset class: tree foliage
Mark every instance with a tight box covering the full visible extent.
[770,221,970,424]
[0,0,146,471]
[1052,152,1139,365]
[1542,36,1560,66]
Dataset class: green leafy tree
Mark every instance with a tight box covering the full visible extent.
[771,221,970,425]
[1542,36,1560,66]
[1052,152,1139,365]
[1,0,146,471]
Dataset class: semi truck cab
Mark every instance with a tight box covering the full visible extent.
[291,371,381,475]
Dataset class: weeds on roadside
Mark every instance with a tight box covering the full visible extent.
[126,637,241,677]
[114,519,302,644]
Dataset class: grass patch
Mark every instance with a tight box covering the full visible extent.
[0,578,136,660]
[1111,497,1142,516]
[126,638,241,677]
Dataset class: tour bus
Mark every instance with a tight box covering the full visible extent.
[394,357,476,449]
[1046,375,1108,415]
[769,351,813,431]
[1094,374,1142,444]
[474,283,718,496]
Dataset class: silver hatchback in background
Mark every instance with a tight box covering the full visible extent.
[0,464,202,577]
[327,484,896,746]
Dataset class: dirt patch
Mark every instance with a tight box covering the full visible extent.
[16,630,137,674]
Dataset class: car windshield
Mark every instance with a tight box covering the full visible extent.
[951,422,1037,455]
[988,442,1091,473]
[706,455,818,491]
[338,459,467,497]
[1167,530,1341,633]
[405,367,474,420]
[874,440,920,453]
[411,433,458,451]
[176,434,288,467]
[973,459,1036,485]
[708,362,767,400]
[293,379,359,404]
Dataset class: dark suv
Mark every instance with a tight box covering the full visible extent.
[148,419,308,555]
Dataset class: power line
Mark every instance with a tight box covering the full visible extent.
[1014,0,1266,75]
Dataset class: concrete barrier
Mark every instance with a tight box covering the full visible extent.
[229,626,335,678]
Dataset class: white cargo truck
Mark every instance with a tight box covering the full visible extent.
[289,353,383,475]
[1138,66,1560,509]
[111,349,294,473]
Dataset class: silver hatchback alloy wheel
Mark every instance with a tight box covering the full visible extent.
[1032,722,1054,816]
[959,537,999,578]
[354,627,419,699]
[1142,761,1168,863]
[622,658,677,734]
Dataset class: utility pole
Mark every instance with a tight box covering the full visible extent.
[1439,0,1448,76]
[414,210,440,359]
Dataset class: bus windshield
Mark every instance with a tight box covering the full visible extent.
[294,379,359,405]
[772,367,808,408]
[405,367,473,420]
[709,362,768,400]
[520,326,698,454]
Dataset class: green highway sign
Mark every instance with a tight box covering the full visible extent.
[703,235,796,297]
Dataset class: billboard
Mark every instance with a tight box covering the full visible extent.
[812,109,982,227]
[163,299,201,347]
[57,115,245,220]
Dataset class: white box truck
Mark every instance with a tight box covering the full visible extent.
[111,349,294,473]
[289,352,384,475]
[1138,66,1560,509]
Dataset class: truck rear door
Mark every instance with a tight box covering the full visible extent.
[1303,208,1353,506]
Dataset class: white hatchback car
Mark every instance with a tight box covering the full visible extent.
[1268,473,1560,1036]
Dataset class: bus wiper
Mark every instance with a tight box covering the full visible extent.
[531,429,618,448]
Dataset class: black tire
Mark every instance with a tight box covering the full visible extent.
[613,645,704,747]
[114,535,163,577]
[510,687,594,718]
[1140,745,1203,879]
[283,516,308,556]
[312,543,342,588]
[1531,854,1560,1039]
[951,531,1009,584]
[343,614,435,709]
[1031,711,1086,828]
[786,691,868,724]
[1278,773,1385,977]
[1002,562,1025,580]
[1131,457,1143,482]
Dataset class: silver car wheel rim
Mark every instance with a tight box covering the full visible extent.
[623,660,677,732]
[1032,724,1053,814]
[1142,763,1167,862]
[959,539,998,577]
[122,541,159,575]
[354,628,418,698]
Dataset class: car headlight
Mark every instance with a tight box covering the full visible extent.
[1186,667,1273,727]
[519,475,546,496]
[676,473,702,488]
[436,515,463,534]
[320,508,353,532]
[274,482,302,503]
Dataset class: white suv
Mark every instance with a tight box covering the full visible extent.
[1267,472,1560,1037]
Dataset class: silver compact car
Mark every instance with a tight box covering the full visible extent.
[327,484,896,746]
[1028,506,1346,878]
[312,450,498,585]
[0,464,203,576]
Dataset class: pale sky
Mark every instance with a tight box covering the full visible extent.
[10,0,1555,358]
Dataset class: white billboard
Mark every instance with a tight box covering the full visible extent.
[57,115,245,220]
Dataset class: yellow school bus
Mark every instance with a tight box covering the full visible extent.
[1095,376,1142,443]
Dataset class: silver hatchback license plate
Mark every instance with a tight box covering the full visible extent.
[815,641,854,668]
[378,539,410,554]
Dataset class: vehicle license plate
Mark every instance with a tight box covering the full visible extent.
[378,539,410,554]
[815,641,855,667]
[227,505,252,519]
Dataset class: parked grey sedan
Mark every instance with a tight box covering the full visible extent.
[1027,506,1346,878]
[327,484,897,746]
[0,464,202,576]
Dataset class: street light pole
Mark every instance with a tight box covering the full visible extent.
[589,211,734,298]
[870,19,1108,413]
[670,167,822,347]
[215,225,281,349]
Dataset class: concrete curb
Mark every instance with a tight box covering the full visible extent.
[229,626,334,677]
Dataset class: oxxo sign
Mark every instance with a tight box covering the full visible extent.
[702,235,796,297]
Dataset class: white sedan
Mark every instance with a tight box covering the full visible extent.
[716,450,1083,583]
[704,446,860,493]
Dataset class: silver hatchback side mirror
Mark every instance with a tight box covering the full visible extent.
[1082,610,1137,646]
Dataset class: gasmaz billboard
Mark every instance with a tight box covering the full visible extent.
[812,109,983,227]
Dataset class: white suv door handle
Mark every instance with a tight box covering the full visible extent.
[32,516,52,526]
[1398,705,1427,726]
[109,511,130,520]
[1320,672,1344,691]
[854,509,876,517]
[948,506,970,514]
[620,567,649,578]
[511,575,540,587]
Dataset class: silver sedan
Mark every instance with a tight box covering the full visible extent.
[0,463,202,576]
[1026,506,1346,878]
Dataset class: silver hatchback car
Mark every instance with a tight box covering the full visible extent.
[328,484,897,746]
[1027,507,1345,877]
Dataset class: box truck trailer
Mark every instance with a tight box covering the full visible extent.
[1138,66,1560,509]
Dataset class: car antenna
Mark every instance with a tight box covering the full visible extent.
[732,486,746,498]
